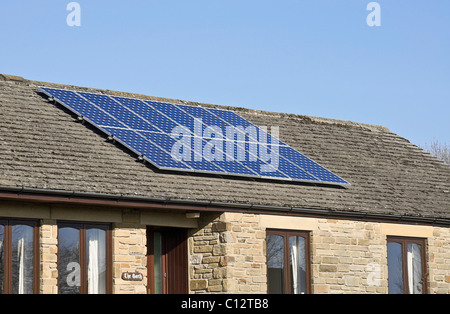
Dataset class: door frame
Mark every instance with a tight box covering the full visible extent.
[146,227,188,294]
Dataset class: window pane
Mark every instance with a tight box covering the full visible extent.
[0,224,4,294]
[388,241,404,294]
[58,227,80,294]
[407,243,423,294]
[11,225,34,294]
[289,236,306,294]
[153,231,163,294]
[267,234,284,294]
[86,228,106,294]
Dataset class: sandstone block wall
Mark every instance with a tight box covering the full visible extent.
[189,213,450,294]
[19,212,450,294]
[112,223,147,294]
[40,219,58,294]
[189,213,266,293]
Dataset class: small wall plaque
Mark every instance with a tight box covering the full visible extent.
[121,271,144,281]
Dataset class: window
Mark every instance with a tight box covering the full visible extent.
[0,219,39,294]
[57,222,112,294]
[387,237,427,294]
[266,230,311,294]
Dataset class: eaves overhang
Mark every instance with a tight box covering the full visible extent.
[0,186,449,227]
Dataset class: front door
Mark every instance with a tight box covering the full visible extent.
[147,227,188,294]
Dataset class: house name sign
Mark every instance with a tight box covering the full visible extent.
[121,271,144,281]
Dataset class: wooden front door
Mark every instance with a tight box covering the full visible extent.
[147,227,188,294]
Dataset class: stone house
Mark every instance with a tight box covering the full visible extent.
[0,74,448,294]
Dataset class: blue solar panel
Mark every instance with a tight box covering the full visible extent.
[176,103,231,136]
[112,96,180,134]
[144,101,196,136]
[40,87,125,129]
[78,92,161,133]
[138,132,228,173]
[206,107,275,144]
[206,106,348,184]
[39,86,350,186]
[266,150,318,182]
[279,146,348,184]
[173,104,297,180]
[102,127,192,171]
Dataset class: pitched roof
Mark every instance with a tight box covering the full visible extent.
[0,74,449,220]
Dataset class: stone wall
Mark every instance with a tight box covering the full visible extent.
[189,213,450,294]
[1,199,448,294]
[39,220,149,294]
[312,219,388,293]
[428,227,450,294]
[112,223,148,294]
[40,219,58,294]
[189,212,266,293]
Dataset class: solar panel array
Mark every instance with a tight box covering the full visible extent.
[39,86,349,187]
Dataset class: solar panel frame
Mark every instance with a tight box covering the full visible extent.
[39,87,127,134]
[39,88,259,178]
[101,127,195,171]
[96,94,267,178]
[39,86,350,187]
[205,106,350,186]
[78,92,161,134]
[111,96,180,135]
[150,101,293,180]
[39,87,194,172]
[172,103,316,182]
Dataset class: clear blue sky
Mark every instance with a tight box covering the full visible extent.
[1,1,448,148]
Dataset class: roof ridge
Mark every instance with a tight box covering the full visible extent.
[235,108,391,133]
[0,74,28,83]
[2,73,390,133]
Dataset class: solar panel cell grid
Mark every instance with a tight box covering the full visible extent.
[206,107,284,147]
[144,101,196,136]
[104,127,193,171]
[112,96,179,134]
[39,86,349,186]
[41,87,124,128]
[78,92,160,133]
[279,146,347,184]
[140,132,228,173]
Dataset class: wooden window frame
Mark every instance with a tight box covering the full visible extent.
[57,222,112,294]
[387,236,428,294]
[266,229,312,294]
[0,218,40,294]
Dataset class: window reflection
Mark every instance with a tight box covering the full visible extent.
[58,224,109,294]
[58,227,80,294]
[407,243,423,294]
[0,221,37,294]
[289,236,306,294]
[387,238,426,294]
[387,241,403,294]
[11,225,34,294]
[267,232,309,294]
[267,234,284,294]
[86,228,106,294]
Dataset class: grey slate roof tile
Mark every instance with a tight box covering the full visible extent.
[0,76,449,219]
